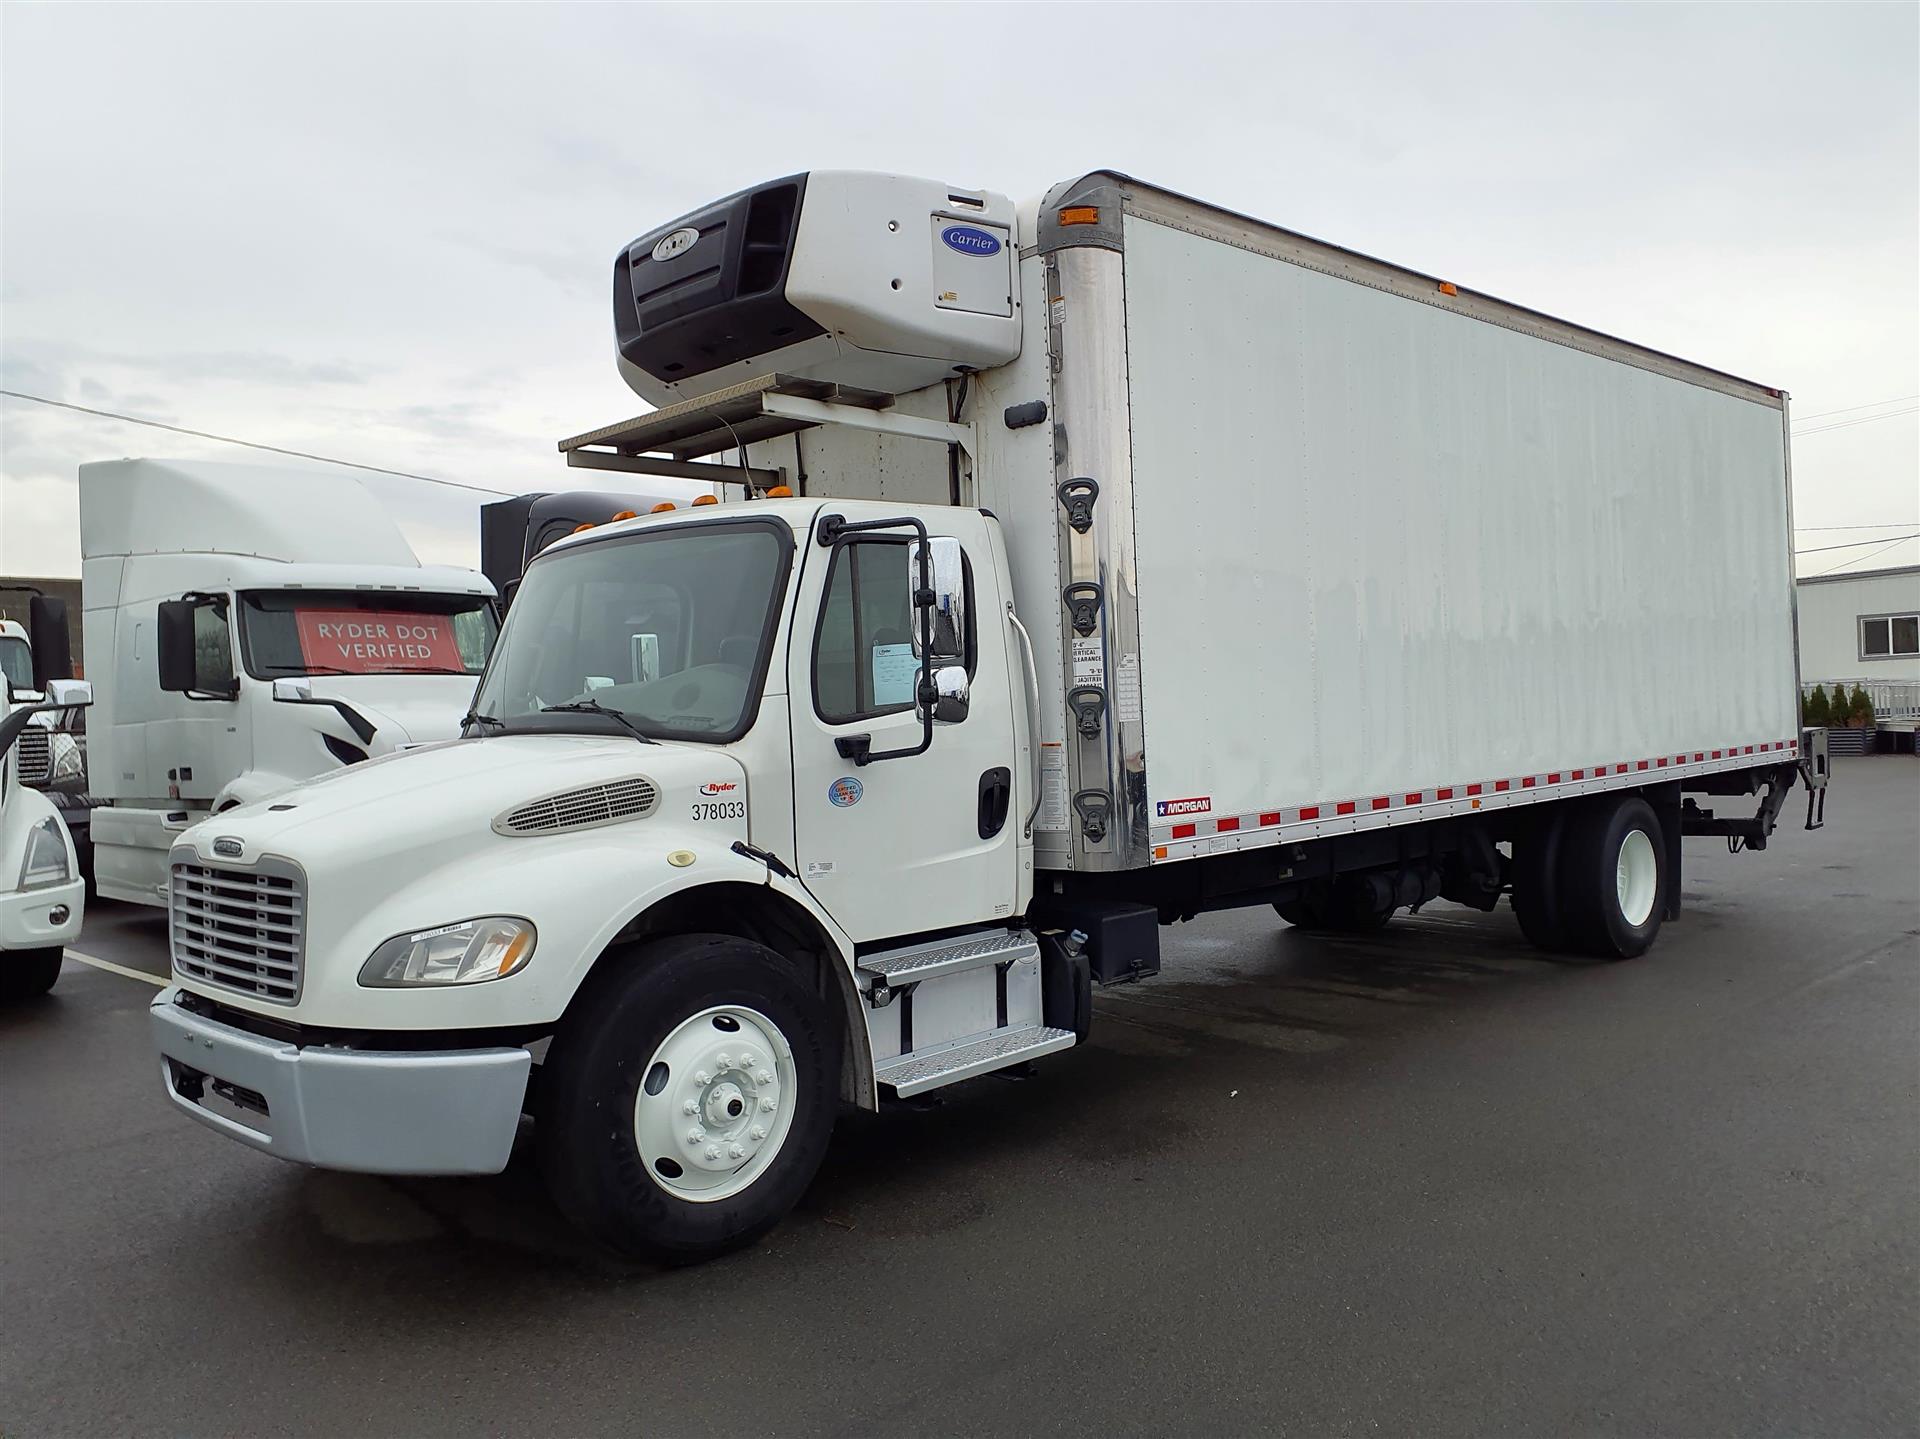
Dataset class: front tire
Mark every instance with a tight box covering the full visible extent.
[0,947,63,1001]
[538,934,839,1264]
[1561,796,1667,959]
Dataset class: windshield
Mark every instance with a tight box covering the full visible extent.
[0,636,29,694]
[238,591,497,678]
[469,518,790,743]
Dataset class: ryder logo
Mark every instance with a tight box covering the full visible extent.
[1155,796,1212,818]
[698,782,738,796]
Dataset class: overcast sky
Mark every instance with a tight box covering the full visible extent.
[2,3,1915,580]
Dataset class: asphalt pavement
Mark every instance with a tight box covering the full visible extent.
[3,758,1915,1437]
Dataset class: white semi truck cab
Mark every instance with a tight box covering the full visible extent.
[1,596,92,999]
[149,171,1825,1262]
[81,459,498,906]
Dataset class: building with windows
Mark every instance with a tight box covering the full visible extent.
[1797,564,1920,685]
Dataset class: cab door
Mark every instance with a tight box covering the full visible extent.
[787,510,1020,943]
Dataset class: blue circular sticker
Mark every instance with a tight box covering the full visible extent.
[828,776,864,808]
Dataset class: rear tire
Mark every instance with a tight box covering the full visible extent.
[1512,808,1572,952]
[538,934,840,1264]
[0,947,63,1001]
[1560,796,1667,959]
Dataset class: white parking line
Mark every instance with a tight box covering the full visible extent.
[64,948,168,987]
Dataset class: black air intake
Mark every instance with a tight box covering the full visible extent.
[614,174,823,387]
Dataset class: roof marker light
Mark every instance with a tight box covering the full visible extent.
[610,510,637,521]
[571,522,595,534]
[650,502,676,513]
[1438,282,1459,297]
[1059,206,1101,226]
[766,485,793,498]
[692,494,719,506]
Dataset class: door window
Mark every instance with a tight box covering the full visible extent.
[813,541,975,723]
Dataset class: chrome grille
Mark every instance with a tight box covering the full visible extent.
[495,776,659,836]
[14,727,51,784]
[170,859,306,1004]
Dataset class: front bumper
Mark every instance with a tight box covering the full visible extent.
[149,987,531,1175]
[0,876,83,951]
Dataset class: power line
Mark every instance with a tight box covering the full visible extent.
[0,389,515,496]
[1792,406,1918,437]
[1803,534,1919,578]
[1792,394,1919,422]
[1792,533,1919,556]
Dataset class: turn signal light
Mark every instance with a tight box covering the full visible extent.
[692,494,719,506]
[650,502,676,513]
[766,485,794,498]
[1059,206,1101,226]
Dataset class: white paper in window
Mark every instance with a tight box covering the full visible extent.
[870,643,917,706]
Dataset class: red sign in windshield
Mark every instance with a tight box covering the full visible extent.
[294,610,463,674]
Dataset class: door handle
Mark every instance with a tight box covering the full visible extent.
[978,767,1012,840]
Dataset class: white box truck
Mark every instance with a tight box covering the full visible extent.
[82,459,498,905]
[149,171,1824,1261]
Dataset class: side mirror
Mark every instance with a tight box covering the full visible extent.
[27,595,72,688]
[908,536,967,664]
[921,664,970,725]
[157,596,235,698]
[43,678,91,709]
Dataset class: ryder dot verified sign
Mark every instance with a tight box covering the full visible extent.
[295,610,463,674]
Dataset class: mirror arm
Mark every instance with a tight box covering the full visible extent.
[817,513,937,767]
[276,693,378,745]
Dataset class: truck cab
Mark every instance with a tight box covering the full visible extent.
[81,459,498,905]
[1,599,92,999]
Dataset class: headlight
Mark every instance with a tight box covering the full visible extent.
[48,733,84,783]
[358,916,535,987]
[18,816,71,891]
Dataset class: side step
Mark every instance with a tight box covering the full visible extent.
[875,1024,1076,1098]
[857,928,1038,991]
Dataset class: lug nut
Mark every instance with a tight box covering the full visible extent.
[693,1070,711,1085]
[756,1069,774,1085]
[728,1144,745,1160]
[749,1125,767,1141]
[738,1051,756,1068]
[704,1146,720,1161]
[760,1097,777,1113]
[716,1053,733,1070]
[688,1127,706,1144]
[682,1099,699,1115]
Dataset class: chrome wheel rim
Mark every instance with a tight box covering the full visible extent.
[1615,828,1658,928]
[633,1005,797,1203]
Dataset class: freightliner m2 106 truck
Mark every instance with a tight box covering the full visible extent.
[81,459,498,906]
[150,172,1824,1261]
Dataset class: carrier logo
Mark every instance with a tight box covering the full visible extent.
[698,781,738,797]
[651,227,701,263]
[212,836,243,858]
[1154,796,1212,818]
[828,776,864,808]
[940,224,1003,257]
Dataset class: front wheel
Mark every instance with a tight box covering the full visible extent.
[0,947,63,1001]
[538,934,839,1264]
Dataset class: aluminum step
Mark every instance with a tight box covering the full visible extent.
[874,1024,1077,1098]
[857,928,1038,988]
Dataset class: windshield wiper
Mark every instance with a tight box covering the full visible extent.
[389,666,473,676]
[540,699,658,744]
[461,709,505,733]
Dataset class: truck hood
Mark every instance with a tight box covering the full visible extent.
[303,674,478,750]
[190,733,746,866]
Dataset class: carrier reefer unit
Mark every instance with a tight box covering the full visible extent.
[150,170,1822,1263]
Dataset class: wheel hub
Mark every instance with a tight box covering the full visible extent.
[1615,827,1658,927]
[634,1006,796,1201]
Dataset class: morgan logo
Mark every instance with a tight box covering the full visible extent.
[212,836,243,858]
[698,782,738,796]
[1154,796,1212,818]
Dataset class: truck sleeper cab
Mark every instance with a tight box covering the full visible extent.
[150,170,1821,1263]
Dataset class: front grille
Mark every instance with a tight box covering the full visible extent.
[14,727,51,784]
[495,776,659,835]
[170,859,306,1004]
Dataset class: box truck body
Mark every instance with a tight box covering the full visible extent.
[149,170,1819,1262]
